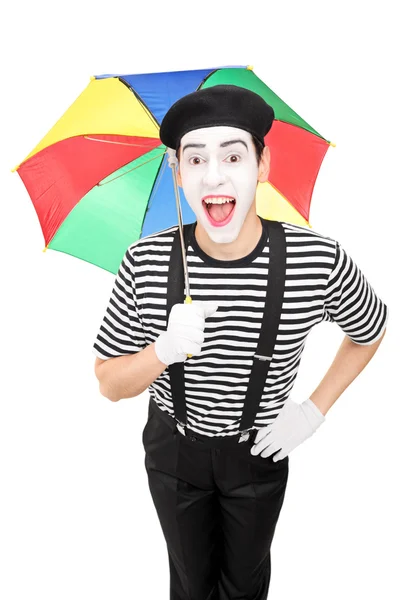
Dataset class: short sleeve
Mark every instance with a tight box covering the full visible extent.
[92,247,147,360]
[322,241,389,345]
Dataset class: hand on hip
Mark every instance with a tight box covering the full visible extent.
[250,397,326,461]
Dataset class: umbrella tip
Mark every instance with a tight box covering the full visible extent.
[90,75,96,81]
[247,65,254,70]
[11,164,20,172]
[43,245,48,253]
[329,141,336,147]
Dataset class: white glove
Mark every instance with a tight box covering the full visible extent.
[155,301,219,366]
[250,397,326,461]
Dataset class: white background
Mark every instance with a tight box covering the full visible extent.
[1,1,399,599]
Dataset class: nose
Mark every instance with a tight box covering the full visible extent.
[202,158,227,189]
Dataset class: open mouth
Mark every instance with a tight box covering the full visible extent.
[202,197,236,227]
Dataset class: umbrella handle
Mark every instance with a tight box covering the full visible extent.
[184,295,193,358]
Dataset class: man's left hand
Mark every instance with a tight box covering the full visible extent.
[250,397,326,461]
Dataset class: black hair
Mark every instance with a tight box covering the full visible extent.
[251,136,265,165]
[176,134,265,165]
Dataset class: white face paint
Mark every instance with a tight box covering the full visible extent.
[178,126,260,244]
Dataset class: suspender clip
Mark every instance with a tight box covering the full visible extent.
[238,428,252,443]
[176,420,186,436]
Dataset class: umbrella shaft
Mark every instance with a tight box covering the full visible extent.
[171,164,191,299]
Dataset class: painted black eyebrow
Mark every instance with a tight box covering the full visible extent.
[220,139,248,150]
[181,138,248,154]
[182,143,205,153]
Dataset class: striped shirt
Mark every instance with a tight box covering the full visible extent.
[92,217,388,437]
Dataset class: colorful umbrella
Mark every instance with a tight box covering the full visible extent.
[13,65,334,274]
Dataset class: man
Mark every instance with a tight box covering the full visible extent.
[93,85,388,600]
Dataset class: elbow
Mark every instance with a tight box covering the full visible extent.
[98,383,121,403]
[95,361,121,402]
[106,393,121,403]
[98,383,140,402]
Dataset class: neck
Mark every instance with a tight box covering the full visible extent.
[194,206,263,261]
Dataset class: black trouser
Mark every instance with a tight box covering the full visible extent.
[142,398,289,600]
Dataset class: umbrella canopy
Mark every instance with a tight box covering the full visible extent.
[13,65,333,274]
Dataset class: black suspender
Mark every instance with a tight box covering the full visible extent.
[166,219,286,434]
[166,223,193,427]
[239,220,286,432]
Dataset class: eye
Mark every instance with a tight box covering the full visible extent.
[188,156,204,165]
[224,154,241,163]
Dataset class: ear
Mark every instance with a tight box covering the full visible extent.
[177,164,182,188]
[257,145,271,183]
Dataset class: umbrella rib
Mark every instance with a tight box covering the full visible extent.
[84,135,160,147]
[97,150,167,186]
[146,153,168,201]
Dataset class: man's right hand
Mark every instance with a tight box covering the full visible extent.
[154,301,219,366]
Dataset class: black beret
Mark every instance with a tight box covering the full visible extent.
[159,84,275,151]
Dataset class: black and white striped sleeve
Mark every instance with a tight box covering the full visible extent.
[322,241,389,345]
[92,247,147,360]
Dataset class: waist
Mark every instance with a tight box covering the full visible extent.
[149,397,258,448]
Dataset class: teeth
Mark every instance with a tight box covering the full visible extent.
[203,197,235,204]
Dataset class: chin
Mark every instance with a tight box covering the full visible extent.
[206,222,242,245]
[209,231,240,244]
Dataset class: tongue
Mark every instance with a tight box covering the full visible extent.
[208,201,234,222]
